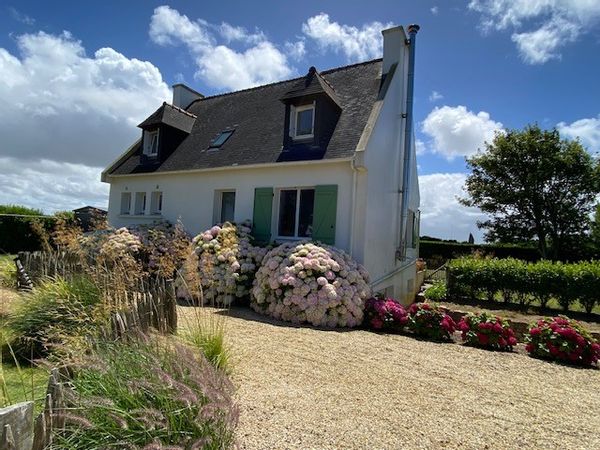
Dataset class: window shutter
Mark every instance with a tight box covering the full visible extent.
[312,185,337,245]
[289,105,296,137]
[252,187,273,244]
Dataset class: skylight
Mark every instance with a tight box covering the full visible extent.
[210,130,234,148]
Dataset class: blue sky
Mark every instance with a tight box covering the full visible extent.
[1,1,599,241]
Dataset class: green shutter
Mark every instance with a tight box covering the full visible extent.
[312,185,338,245]
[252,187,273,244]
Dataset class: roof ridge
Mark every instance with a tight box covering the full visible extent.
[187,58,383,105]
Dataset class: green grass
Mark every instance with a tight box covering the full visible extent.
[0,362,48,412]
[0,254,16,288]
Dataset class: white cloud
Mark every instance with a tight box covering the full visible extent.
[431,6,439,15]
[469,0,600,64]
[0,158,108,213]
[149,5,294,91]
[557,115,600,153]
[415,139,426,155]
[421,105,503,159]
[301,13,393,61]
[0,30,170,211]
[9,7,35,25]
[429,90,443,102]
[285,40,307,60]
[419,173,485,241]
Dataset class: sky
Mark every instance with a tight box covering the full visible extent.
[1,0,599,242]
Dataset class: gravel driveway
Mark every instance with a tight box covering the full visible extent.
[178,306,600,450]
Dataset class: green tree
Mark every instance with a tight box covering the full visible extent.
[461,125,600,259]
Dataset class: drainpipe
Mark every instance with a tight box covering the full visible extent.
[396,24,420,261]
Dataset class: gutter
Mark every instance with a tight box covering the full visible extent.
[104,156,354,180]
[396,24,420,261]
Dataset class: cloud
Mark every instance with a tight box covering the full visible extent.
[285,40,307,60]
[0,30,170,211]
[419,173,485,241]
[301,13,393,61]
[0,158,108,213]
[469,0,600,64]
[431,6,439,15]
[9,7,35,25]
[421,105,503,159]
[557,115,600,153]
[149,5,294,91]
[429,90,443,102]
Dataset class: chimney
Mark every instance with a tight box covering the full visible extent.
[381,26,407,75]
[172,83,203,109]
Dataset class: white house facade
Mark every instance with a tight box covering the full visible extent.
[102,25,421,304]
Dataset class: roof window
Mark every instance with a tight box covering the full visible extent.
[210,130,234,148]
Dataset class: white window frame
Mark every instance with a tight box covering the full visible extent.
[150,191,163,215]
[144,129,159,156]
[120,192,131,215]
[134,192,147,215]
[289,102,315,140]
[213,190,236,224]
[274,187,315,240]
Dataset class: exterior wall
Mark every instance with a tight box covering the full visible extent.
[107,161,354,251]
[353,41,420,304]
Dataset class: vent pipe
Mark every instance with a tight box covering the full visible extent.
[397,24,419,260]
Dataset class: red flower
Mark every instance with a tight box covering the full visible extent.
[492,323,504,334]
[477,333,489,345]
[529,327,541,336]
[525,343,534,353]
[498,337,507,348]
[371,318,384,329]
[508,337,517,346]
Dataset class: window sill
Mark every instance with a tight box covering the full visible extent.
[292,134,314,141]
[274,236,311,242]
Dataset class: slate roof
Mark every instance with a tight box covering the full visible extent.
[280,66,341,107]
[108,59,383,176]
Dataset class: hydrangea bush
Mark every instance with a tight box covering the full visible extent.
[251,241,370,327]
[363,295,408,332]
[525,316,600,366]
[458,312,517,351]
[407,302,456,341]
[192,221,267,306]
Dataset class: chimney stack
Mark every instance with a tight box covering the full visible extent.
[381,26,407,75]
[172,84,203,109]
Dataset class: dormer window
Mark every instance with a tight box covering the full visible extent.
[144,130,159,156]
[290,103,315,139]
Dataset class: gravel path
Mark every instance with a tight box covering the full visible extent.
[178,306,600,450]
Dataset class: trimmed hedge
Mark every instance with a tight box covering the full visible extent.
[447,257,600,314]
[420,240,541,265]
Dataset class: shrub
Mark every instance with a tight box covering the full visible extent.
[54,338,238,449]
[363,295,408,332]
[407,302,456,341]
[457,312,517,351]
[251,241,370,327]
[447,257,600,313]
[423,281,446,302]
[192,222,267,306]
[525,316,600,367]
[7,276,105,360]
[181,307,231,373]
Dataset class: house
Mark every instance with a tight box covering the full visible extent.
[102,25,421,304]
[72,206,107,231]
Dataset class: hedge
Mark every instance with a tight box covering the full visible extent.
[447,257,600,314]
[420,240,541,265]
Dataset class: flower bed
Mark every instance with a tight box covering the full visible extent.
[192,221,267,306]
[458,312,517,351]
[407,302,456,341]
[364,295,408,332]
[525,316,600,366]
[251,241,370,327]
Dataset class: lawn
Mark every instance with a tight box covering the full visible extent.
[0,362,48,412]
[178,305,600,450]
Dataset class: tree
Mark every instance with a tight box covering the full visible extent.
[461,125,600,259]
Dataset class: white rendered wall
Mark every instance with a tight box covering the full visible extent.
[106,161,354,252]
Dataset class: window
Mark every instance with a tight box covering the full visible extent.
[120,192,131,215]
[144,130,159,156]
[277,188,315,238]
[134,192,146,215]
[209,130,234,148]
[220,191,236,223]
[290,104,314,139]
[150,191,163,215]
[406,209,420,249]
